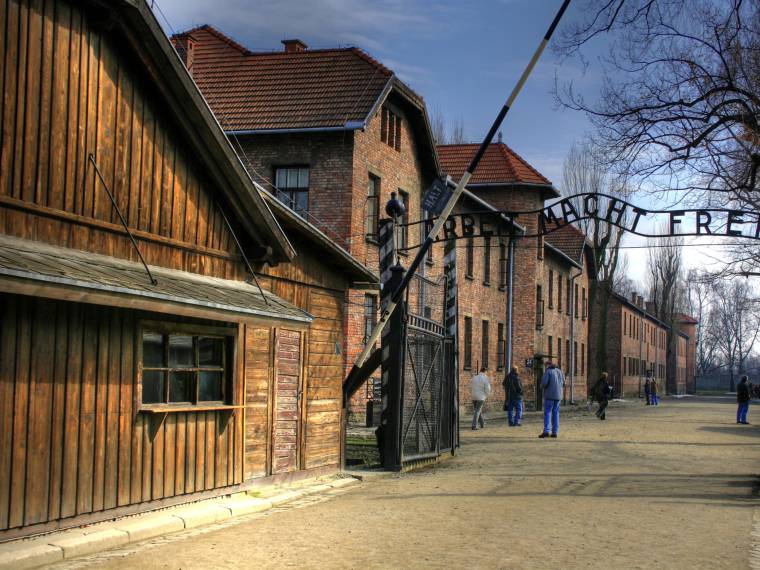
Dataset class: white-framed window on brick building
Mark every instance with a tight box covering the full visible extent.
[548,269,554,309]
[573,340,578,375]
[536,285,544,329]
[497,323,505,371]
[574,284,579,318]
[566,339,571,372]
[466,237,474,278]
[274,166,309,215]
[483,238,491,285]
[557,274,563,312]
[566,277,571,314]
[463,317,473,370]
[482,320,490,370]
[582,287,587,320]
[381,106,401,151]
[581,343,585,375]
[363,294,377,345]
[140,324,233,407]
[366,174,380,241]
[499,240,507,289]
[557,337,562,369]
[395,189,409,253]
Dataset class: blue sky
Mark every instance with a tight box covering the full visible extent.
[152,0,717,282]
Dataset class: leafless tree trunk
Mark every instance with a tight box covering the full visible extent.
[429,105,467,145]
[563,140,629,381]
[706,279,760,391]
[686,270,719,377]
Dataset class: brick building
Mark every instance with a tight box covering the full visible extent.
[439,143,593,410]
[172,26,444,420]
[540,225,594,404]
[599,292,672,398]
[677,314,699,394]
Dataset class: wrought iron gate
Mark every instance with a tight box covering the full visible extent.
[397,274,456,464]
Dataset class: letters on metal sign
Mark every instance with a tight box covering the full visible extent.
[421,177,454,216]
[407,192,760,244]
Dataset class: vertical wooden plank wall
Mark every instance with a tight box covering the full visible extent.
[0,0,241,279]
[0,294,243,534]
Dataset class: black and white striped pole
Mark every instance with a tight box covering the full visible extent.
[343,0,573,401]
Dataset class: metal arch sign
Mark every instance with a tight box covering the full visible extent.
[412,193,760,242]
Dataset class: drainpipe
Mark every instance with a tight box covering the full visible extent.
[569,268,581,405]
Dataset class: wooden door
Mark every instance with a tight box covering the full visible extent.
[271,329,303,474]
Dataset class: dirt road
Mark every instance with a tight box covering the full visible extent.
[50,397,760,569]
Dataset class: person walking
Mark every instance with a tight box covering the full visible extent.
[592,372,612,420]
[503,366,524,427]
[539,361,564,438]
[650,378,659,406]
[737,375,750,425]
[471,367,491,430]
[644,377,652,405]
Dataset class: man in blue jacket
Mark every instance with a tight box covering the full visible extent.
[539,360,565,438]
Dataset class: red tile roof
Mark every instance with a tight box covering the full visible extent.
[173,25,395,131]
[545,223,587,266]
[437,143,552,186]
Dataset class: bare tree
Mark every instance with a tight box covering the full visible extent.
[686,270,719,377]
[705,279,760,391]
[429,104,467,145]
[449,116,467,144]
[645,232,686,392]
[563,139,629,378]
[555,1,759,203]
[430,104,447,146]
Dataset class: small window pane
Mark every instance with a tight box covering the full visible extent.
[143,333,164,367]
[169,371,194,403]
[298,168,309,188]
[294,191,308,213]
[169,335,193,367]
[142,370,164,404]
[199,371,223,401]
[287,168,298,188]
[199,337,224,367]
[276,169,287,188]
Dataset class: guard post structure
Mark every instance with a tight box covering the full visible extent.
[378,219,405,470]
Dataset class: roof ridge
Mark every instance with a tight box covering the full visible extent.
[496,142,519,181]
[499,142,551,184]
[174,24,252,56]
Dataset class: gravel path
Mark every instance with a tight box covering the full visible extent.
[49,397,760,569]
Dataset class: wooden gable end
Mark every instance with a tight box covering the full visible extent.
[0,0,248,279]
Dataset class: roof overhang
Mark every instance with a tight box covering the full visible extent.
[104,0,295,263]
[0,236,312,324]
[544,241,583,269]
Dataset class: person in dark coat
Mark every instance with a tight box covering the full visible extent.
[503,366,524,427]
[592,372,612,420]
[737,375,750,424]
[650,378,659,406]
[644,377,652,405]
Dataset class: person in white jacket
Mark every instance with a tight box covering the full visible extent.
[471,368,492,430]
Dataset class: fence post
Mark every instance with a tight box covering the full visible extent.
[443,236,459,450]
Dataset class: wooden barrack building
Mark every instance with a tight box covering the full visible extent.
[0,0,376,540]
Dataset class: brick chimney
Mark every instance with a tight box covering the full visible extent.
[172,34,196,76]
[631,292,637,305]
[282,39,307,53]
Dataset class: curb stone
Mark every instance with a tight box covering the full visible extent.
[0,541,63,570]
[0,474,363,570]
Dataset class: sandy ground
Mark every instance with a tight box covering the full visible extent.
[49,397,760,570]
